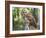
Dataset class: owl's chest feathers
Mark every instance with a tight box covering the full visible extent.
[24,15,37,29]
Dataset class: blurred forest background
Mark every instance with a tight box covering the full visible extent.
[12,7,40,31]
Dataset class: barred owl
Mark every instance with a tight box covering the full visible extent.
[21,9,37,30]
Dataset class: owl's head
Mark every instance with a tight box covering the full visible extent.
[21,8,32,17]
